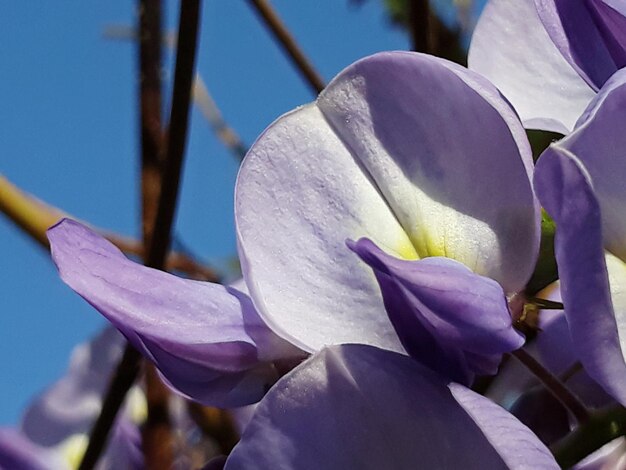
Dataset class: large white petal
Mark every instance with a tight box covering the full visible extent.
[236,104,413,353]
[319,52,538,292]
[469,0,595,133]
[237,52,539,353]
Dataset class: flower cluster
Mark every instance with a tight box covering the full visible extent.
[30,0,626,467]
[0,329,144,469]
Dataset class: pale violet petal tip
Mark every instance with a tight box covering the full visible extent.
[226,344,534,469]
[534,147,626,406]
[47,219,284,407]
[237,51,538,356]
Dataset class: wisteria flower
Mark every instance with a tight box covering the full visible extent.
[235,51,539,383]
[487,282,612,445]
[217,344,558,469]
[0,421,141,470]
[49,51,539,399]
[469,0,626,134]
[48,219,305,407]
[42,49,564,468]
[0,429,67,470]
[0,328,144,469]
[534,68,626,406]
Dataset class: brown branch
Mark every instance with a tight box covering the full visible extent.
[247,0,325,94]
[137,1,170,464]
[147,0,202,269]
[139,2,203,465]
[139,0,165,247]
[406,0,467,64]
[103,26,248,162]
[408,0,431,53]
[187,402,239,455]
[103,233,220,282]
[78,347,142,469]
[138,0,176,467]
[142,365,174,469]
[79,0,169,466]
[511,349,591,425]
[0,174,219,282]
[0,175,65,247]
[192,77,248,161]
[79,1,202,468]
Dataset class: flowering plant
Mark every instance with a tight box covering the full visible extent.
[5,0,626,468]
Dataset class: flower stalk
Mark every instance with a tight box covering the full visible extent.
[247,0,325,94]
[511,348,591,425]
[551,405,626,468]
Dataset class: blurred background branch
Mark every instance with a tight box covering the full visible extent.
[0,175,219,281]
[248,0,326,94]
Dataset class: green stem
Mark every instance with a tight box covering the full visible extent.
[551,405,626,468]
[511,349,590,424]
[529,297,565,310]
[0,175,64,247]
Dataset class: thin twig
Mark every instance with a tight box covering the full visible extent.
[0,175,219,281]
[78,347,142,469]
[529,297,565,310]
[551,405,626,468]
[137,0,173,465]
[139,0,165,246]
[79,1,202,468]
[408,0,431,53]
[80,0,167,466]
[560,361,584,383]
[142,364,174,469]
[511,349,591,425]
[406,0,467,64]
[247,0,325,94]
[103,25,248,161]
[0,175,64,247]
[187,402,240,455]
[142,0,203,465]
[147,0,202,269]
[193,76,248,161]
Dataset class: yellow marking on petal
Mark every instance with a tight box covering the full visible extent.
[395,237,419,260]
[406,230,446,259]
[127,386,148,425]
[59,433,88,470]
[423,232,447,258]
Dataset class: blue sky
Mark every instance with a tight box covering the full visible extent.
[0,1,414,425]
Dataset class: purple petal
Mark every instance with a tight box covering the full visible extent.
[236,51,538,354]
[536,0,626,89]
[21,328,125,446]
[318,52,539,293]
[449,384,559,469]
[487,283,612,444]
[469,0,595,133]
[562,69,626,260]
[100,417,144,470]
[225,345,557,469]
[534,146,626,406]
[202,456,227,470]
[47,219,299,407]
[0,428,63,470]
[532,284,614,409]
[573,437,626,470]
[508,386,570,445]
[236,102,410,354]
[348,237,523,384]
[20,327,139,450]
[588,0,626,67]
